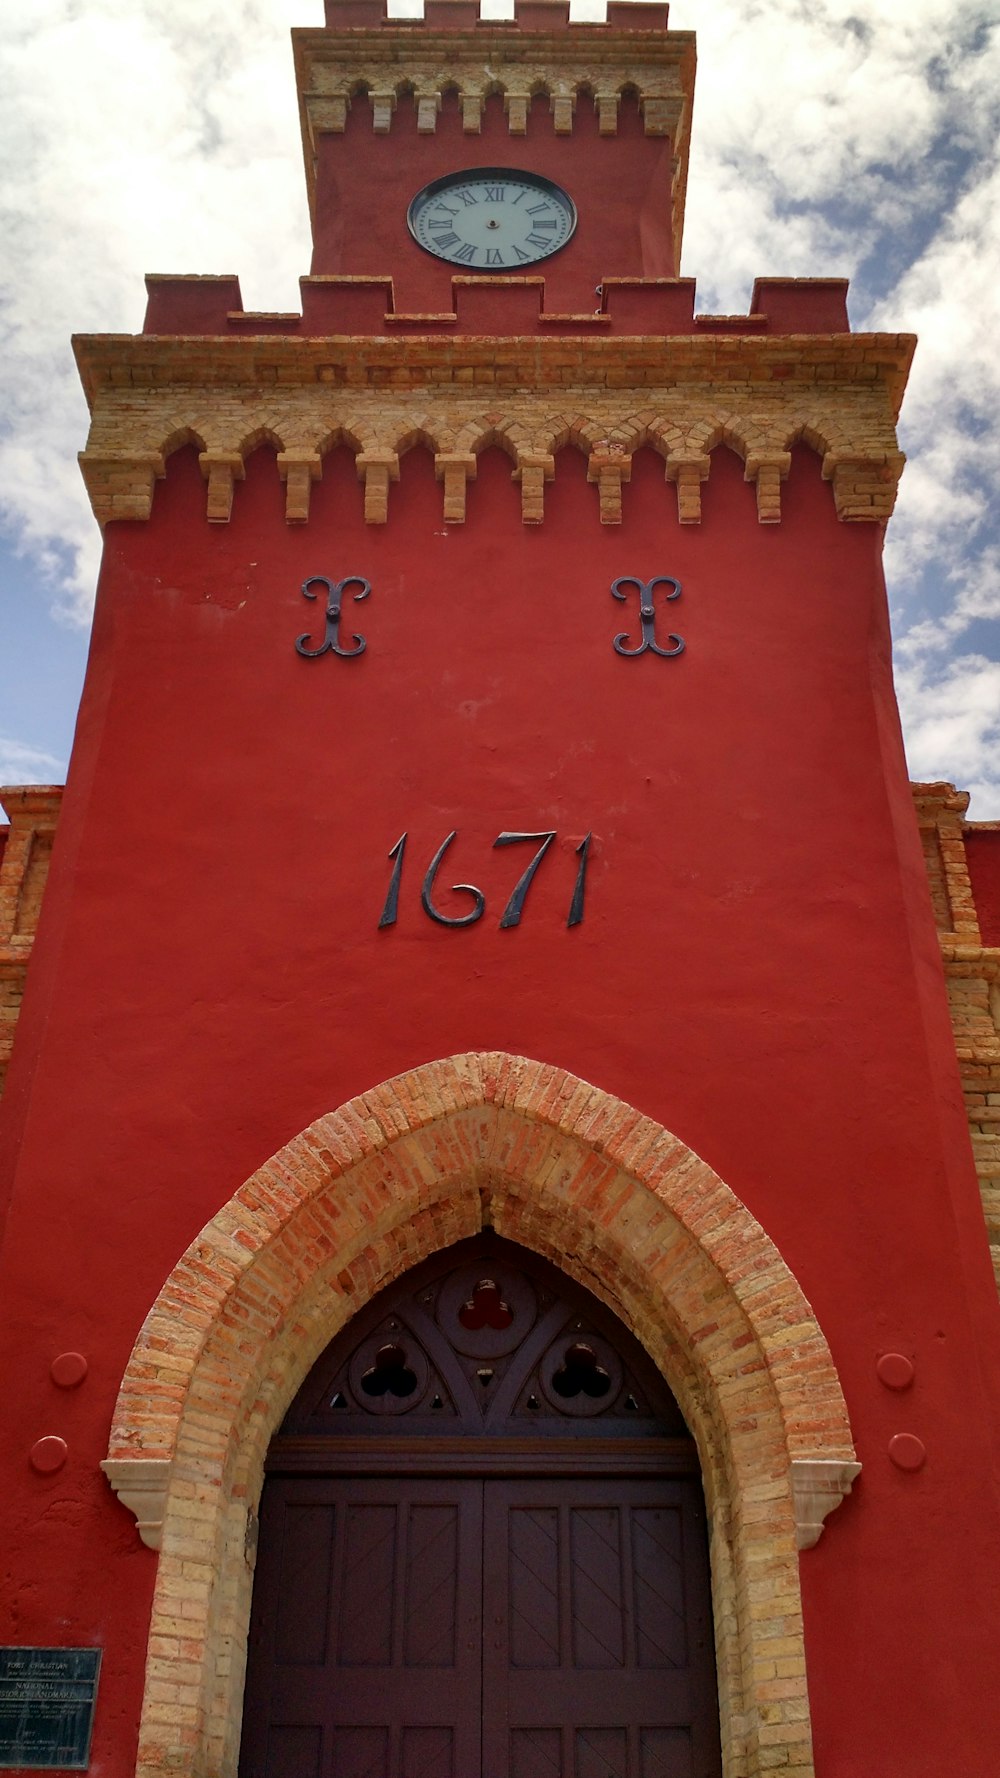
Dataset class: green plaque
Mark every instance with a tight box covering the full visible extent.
[0,1649,101,1770]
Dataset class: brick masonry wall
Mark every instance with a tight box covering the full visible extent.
[0,787,62,1100]
[912,783,1000,1289]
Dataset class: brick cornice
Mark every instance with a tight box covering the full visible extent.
[73,328,914,409]
[73,327,912,529]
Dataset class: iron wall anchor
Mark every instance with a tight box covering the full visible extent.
[295,574,371,659]
[610,575,685,658]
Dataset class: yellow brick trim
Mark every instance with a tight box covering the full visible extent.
[74,330,914,413]
[0,786,62,1100]
[913,781,980,942]
[913,784,1000,1294]
[74,332,911,531]
[105,1053,856,1778]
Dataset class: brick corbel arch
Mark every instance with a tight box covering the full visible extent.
[103,1052,858,1778]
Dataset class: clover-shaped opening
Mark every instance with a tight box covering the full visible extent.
[458,1277,514,1332]
[550,1342,612,1400]
[360,1343,419,1399]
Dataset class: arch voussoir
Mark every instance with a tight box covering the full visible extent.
[105,1052,857,1778]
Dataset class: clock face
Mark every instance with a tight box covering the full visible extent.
[408,168,577,270]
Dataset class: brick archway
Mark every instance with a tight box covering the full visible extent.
[103,1053,859,1778]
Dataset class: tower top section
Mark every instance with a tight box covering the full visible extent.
[294,0,696,268]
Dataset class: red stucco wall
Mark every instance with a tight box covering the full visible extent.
[967,829,1000,947]
[2,438,1000,1774]
[310,90,678,309]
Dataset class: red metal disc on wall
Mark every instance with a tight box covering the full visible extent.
[51,1352,88,1388]
[888,1433,926,1472]
[876,1353,915,1391]
[30,1436,68,1474]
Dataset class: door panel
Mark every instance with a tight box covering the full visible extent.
[241,1478,483,1778]
[483,1480,720,1778]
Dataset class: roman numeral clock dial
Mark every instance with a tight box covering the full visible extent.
[408,168,577,269]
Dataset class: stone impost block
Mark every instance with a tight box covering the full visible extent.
[587,450,632,524]
[664,450,711,524]
[790,1458,862,1549]
[198,452,245,524]
[276,451,323,524]
[641,92,684,136]
[78,451,166,527]
[595,89,620,134]
[461,92,483,132]
[356,449,400,523]
[310,92,349,133]
[369,89,396,133]
[434,452,478,523]
[505,92,530,133]
[513,451,555,524]
[416,91,441,132]
[551,92,575,133]
[745,450,792,524]
[102,1457,172,1552]
[822,448,906,522]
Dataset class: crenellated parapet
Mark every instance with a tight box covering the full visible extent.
[74,319,911,531]
[294,3,695,259]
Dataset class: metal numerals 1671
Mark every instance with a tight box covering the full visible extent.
[379,831,592,931]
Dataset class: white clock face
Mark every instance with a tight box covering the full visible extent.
[408,169,577,270]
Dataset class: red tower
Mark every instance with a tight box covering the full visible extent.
[2,3,1000,1776]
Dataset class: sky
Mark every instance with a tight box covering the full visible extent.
[1,0,999,813]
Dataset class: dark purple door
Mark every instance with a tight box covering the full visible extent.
[241,1477,484,1778]
[240,1474,719,1778]
[484,1479,720,1778]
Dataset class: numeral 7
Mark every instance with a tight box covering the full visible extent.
[493,831,556,928]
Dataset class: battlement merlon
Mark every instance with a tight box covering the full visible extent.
[320,0,674,32]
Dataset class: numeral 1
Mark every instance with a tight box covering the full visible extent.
[378,833,407,928]
[567,833,591,928]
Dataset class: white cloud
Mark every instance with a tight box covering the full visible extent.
[0,0,317,621]
[895,653,1000,811]
[0,738,66,794]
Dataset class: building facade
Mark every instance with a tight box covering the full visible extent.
[2,2,1000,1775]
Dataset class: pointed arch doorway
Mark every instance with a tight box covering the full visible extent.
[238,1235,722,1778]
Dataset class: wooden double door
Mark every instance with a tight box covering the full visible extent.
[240,1472,720,1778]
